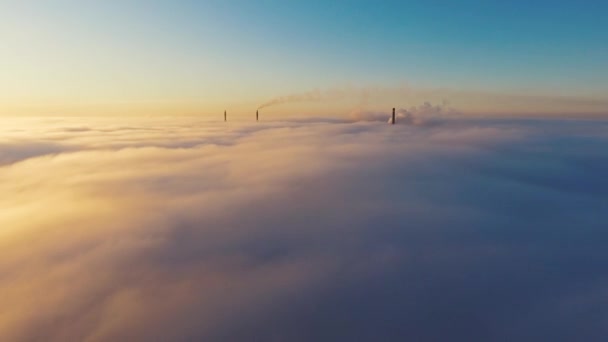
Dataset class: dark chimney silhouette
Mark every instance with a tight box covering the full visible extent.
[391,108,396,125]
[224,110,227,122]
[256,110,259,121]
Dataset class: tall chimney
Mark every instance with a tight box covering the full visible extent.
[224,110,227,122]
[391,108,396,125]
[256,110,259,121]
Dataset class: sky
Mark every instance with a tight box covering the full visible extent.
[1,0,608,117]
[1,116,608,340]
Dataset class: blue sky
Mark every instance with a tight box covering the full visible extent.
[1,0,607,115]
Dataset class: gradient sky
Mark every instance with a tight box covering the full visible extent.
[2,0,607,117]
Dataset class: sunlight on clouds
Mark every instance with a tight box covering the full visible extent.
[0,117,607,340]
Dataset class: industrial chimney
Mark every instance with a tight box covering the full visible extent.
[256,110,259,121]
[391,108,396,125]
[224,110,227,122]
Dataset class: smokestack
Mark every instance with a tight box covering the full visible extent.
[256,110,259,121]
[391,108,396,125]
[224,110,227,122]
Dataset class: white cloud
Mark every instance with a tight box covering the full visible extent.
[1,117,607,341]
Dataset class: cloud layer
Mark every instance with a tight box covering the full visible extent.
[1,116,608,341]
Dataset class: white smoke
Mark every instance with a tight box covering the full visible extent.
[350,101,459,126]
[258,87,608,117]
[257,86,410,110]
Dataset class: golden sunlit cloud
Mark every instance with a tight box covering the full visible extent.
[1,117,607,340]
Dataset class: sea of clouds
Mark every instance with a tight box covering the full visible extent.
[1,115,607,341]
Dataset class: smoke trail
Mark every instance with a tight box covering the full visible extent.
[257,89,324,110]
[258,86,608,116]
[257,86,411,110]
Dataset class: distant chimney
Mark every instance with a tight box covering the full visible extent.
[224,110,227,122]
[256,110,259,121]
[391,108,396,125]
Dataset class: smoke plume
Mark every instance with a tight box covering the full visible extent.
[349,101,459,125]
[257,86,608,117]
[257,86,411,110]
